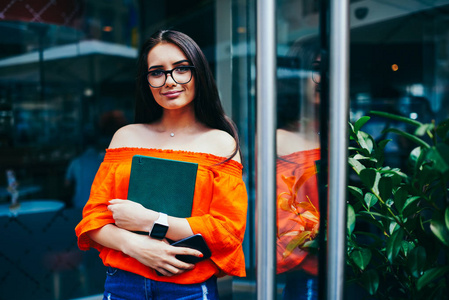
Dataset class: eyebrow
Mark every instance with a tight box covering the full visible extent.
[148,59,190,70]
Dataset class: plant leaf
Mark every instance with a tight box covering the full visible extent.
[357,214,385,232]
[359,168,380,195]
[361,269,379,295]
[357,131,374,154]
[348,186,364,202]
[283,231,311,258]
[402,196,421,213]
[348,146,364,152]
[430,217,449,247]
[351,248,372,270]
[296,201,317,212]
[407,246,426,278]
[389,221,399,235]
[386,228,405,263]
[414,123,434,136]
[348,157,366,175]
[383,128,430,149]
[380,168,408,178]
[364,192,378,209]
[445,207,449,231]
[302,239,319,249]
[353,154,377,162]
[348,122,357,140]
[425,144,449,176]
[382,172,402,187]
[378,177,393,202]
[354,116,371,132]
[347,204,356,235]
[436,119,449,139]
[369,110,422,127]
[393,187,407,213]
[292,165,317,195]
[409,146,422,169]
[401,240,414,257]
[377,139,391,152]
[359,211,396,222]
[417,266,449,291]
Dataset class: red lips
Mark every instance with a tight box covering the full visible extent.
[162,90,183,99]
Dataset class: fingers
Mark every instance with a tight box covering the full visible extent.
[155,253,196,277]
[107,199,124,211]
[108,199,126,205]
[132,239,197,277]
[156,261,194,277]
[172,246,203,259]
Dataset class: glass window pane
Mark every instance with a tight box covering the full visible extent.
[0,1,136,298]
[346,1,449,298]
[276,0,321,299]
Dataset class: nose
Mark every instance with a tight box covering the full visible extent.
[165,73,177,86]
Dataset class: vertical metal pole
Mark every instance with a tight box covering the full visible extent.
[256,0,277,298]
[328,0,350,300]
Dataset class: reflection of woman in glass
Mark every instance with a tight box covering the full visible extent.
[75,30,247,299]
[276,38,321,300]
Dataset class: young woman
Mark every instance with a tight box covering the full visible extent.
[75,30,248,299]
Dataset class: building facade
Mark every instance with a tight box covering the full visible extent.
[0,0,448,299]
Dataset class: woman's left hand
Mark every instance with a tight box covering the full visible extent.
[108,199,157,232]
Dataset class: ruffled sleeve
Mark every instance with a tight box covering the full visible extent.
[74,147,248,282]
[276,149,320,275]
[187,168,248,277]
[75,161,118,251]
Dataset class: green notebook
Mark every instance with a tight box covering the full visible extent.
[127,155,198,218]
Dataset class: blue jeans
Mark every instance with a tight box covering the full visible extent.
[103,267,219,300]
[282,270,318,300]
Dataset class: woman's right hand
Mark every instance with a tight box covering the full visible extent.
[123,233,203,277]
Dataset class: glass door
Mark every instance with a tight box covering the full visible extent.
[274,1,324,299]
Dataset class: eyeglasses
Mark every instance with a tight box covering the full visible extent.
[146,66,195,88]
[311,60,321,84]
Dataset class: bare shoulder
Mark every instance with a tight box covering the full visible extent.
[201,129,240,163]
[108,124,147,149]
[276,129,319,156]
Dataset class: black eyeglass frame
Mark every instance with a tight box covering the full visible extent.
[311,60,321,84]
[145,66,196,88]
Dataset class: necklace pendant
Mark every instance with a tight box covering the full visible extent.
[170,132,175,137]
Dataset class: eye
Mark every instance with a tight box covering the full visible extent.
[174,66,190,73]
[148,70,164,77]
[311,61,320,71]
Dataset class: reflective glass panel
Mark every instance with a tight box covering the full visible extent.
[275,0,322,299]
[346,1,449,299]
[0,1,137,298]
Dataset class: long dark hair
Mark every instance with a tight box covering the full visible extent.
[135,30,240,162]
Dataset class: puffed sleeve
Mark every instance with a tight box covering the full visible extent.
[187,169,248,277]
[75,161,118,251]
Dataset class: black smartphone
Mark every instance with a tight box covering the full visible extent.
[170,234,212,264]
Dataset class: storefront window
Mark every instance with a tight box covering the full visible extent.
[0,1,137,299]
[0,0,254,299]
[349,1,449,165]
[346,1,449,299]
[5,0,446,299]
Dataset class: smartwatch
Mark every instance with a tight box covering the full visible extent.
[150,212,169,240]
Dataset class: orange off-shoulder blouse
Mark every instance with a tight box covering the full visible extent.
[75,147,248,284]
[276,148,320,275]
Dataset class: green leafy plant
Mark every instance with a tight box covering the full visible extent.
[346,111,449,299]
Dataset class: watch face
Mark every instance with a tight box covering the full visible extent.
[150,223,168,239]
